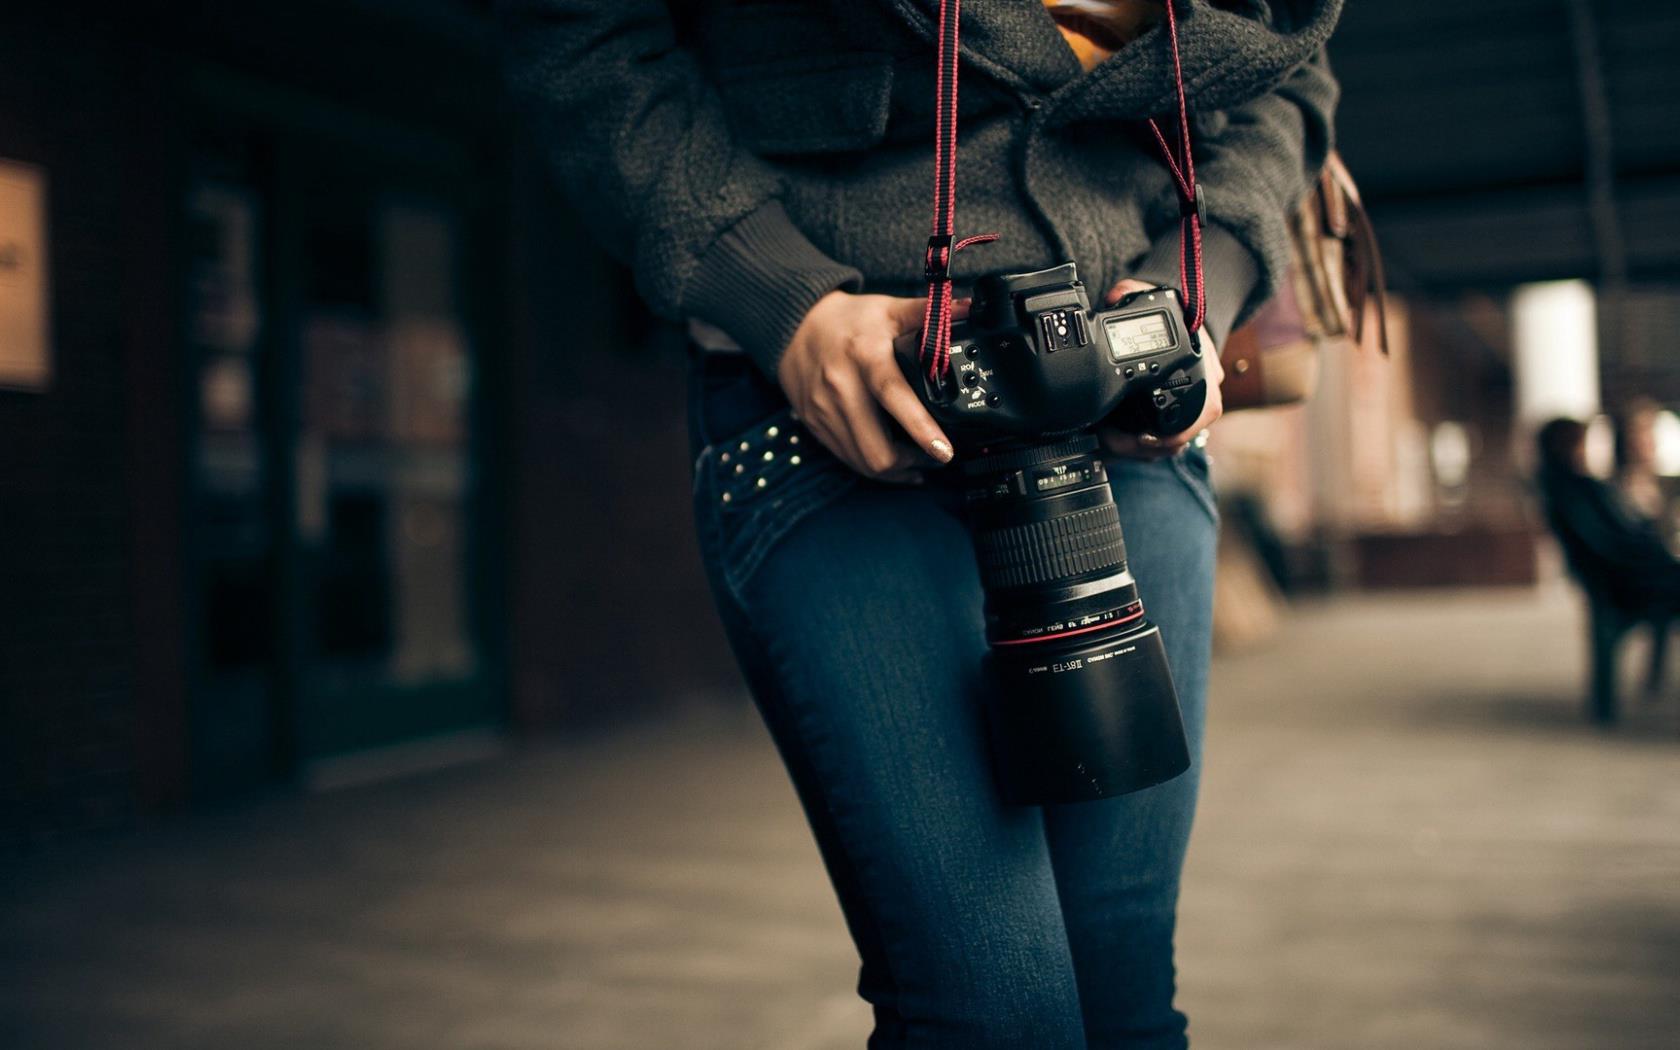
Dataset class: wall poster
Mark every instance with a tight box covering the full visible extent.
[0,159,49,391]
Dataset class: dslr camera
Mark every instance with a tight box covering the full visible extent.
[896,262,1208,805]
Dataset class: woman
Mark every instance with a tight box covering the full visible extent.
[1539,416,1680,607]
[502,2,1340,1046]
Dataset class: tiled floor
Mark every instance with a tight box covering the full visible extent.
[4,586,1678,1049]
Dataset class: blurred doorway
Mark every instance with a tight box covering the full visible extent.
[183,75,502,798]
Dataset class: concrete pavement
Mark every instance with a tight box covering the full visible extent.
[3,586,1678,1049]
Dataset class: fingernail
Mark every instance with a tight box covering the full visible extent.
[931,438,955,463]
[1138,433,1162,446]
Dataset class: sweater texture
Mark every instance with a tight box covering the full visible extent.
[501,0,1341,378]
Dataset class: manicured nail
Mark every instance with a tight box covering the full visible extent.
[931,438,955,463]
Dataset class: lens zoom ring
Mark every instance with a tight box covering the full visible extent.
[974,505,1126,589]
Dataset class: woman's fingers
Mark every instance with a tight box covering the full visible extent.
[1104,278,1155,307]
[802,385,866,472]
[1100,430,1184,459]
[878,296,958,463]
[1154,329,1223,444]
[865,360,954,465]
[835,369,925,477]
[803,416,860,473]
[806,358,922,479]
[887,294,933,331]
[1096,323,1223,458]
[778,291,970,481]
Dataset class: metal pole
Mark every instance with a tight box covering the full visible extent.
[1565,0,1626,369]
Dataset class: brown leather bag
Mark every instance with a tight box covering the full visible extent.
[1220,151,1389,410]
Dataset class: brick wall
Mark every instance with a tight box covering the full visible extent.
[505,147,744,730]
[0,3,754,845]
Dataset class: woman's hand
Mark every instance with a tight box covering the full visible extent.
[778,290,956,483]
[1097,278,1224,459]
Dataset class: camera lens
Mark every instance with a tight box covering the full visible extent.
[961,435,1191,804]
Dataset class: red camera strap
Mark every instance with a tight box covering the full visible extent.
[918,0,999,382]
[1145,0,1207,340]
[917,0,1205,381]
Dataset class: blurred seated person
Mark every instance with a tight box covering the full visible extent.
[1611,399,1680,552]
[1537,416,1680,610]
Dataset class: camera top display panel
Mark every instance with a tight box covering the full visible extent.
[1101,310,1177,362]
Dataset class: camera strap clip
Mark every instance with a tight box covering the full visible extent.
[924,235,954,282]
[920,232,998,381]
[1181,184,1207,227]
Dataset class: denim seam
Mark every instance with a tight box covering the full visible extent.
[1166,454,1218,526]
[745,599,923,1044]
[720,473,860,602]
[703,521,918,1046]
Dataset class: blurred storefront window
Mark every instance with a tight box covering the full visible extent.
[183,86,499,797]
[299,200,477,684]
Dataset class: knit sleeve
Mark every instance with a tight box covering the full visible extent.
[497,0,863,378]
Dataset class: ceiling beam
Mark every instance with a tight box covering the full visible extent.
[1566,0,1628,290]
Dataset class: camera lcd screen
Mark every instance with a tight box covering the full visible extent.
[1102,311,1174,361]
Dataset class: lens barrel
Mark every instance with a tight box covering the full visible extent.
[962,435,1190,804]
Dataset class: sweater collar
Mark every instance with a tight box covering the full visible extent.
[1043,0,1342,124]
[881,0,1341,118]
[883,0,1083,94]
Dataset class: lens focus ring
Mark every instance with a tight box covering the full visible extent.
[960,435,1098,477]
[974,503,1126,590]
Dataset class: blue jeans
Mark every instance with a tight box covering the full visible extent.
[689,350,1217,1049]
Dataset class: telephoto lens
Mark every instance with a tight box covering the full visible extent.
[963,434,1191,805]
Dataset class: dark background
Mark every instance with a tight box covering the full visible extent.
[1,0,1676,837]
[3,3,1679,1048]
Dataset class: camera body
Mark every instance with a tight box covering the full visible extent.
[897,261,1205,805]
[897,262,1207,446]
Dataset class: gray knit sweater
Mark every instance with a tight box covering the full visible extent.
[500,0,1341,377]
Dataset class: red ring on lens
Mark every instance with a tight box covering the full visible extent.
[992,608,1146,647]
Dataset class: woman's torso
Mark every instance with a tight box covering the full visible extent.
[682,0,1337,295]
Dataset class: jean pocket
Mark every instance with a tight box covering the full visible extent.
[1167,445,1219,525]
[694,408,858,601]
